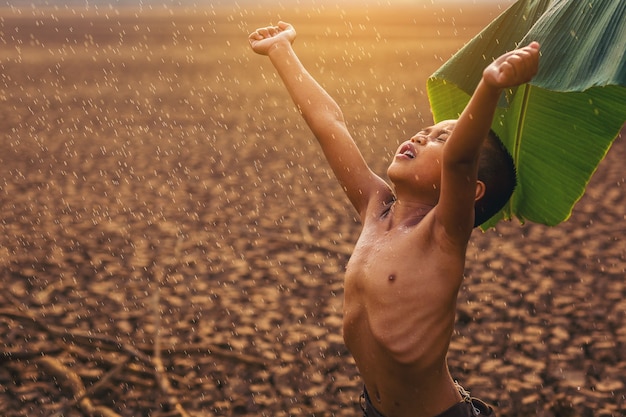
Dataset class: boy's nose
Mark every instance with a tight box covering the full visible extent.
[411,135,426,144]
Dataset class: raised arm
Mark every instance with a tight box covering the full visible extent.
[436,42,540,241]
[249,22,388,218]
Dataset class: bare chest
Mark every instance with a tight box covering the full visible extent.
[343,217,465,324]
[342,217,465,369]
[346,224,434,292]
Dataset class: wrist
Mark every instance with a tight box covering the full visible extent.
[477,78,503,99]
[267,38,293,57]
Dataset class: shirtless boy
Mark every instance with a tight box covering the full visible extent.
[249,21,539,417]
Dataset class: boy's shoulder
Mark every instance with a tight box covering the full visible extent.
[358,182,395,220]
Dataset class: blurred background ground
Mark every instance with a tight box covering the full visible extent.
[0,2,624,416]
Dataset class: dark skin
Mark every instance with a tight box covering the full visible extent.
[250,21,539,417]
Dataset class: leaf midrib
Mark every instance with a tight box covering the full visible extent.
[509,83,532,218]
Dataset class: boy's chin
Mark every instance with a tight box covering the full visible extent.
[386,161,403,178]
[386,172,414,191]
[386,163,412,184]
[386,167,400,185]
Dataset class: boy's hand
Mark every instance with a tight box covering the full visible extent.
[483,41,540,89]
[249,21,296,56]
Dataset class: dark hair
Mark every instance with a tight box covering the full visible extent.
[474,130,517,227]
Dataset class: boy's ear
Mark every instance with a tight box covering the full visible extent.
[474,180,486,202]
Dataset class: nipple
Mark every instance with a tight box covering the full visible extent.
[388,274,396,282]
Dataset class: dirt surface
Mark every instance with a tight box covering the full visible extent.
[0,3,624,416]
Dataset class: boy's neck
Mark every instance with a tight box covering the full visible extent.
[387,198,435,227]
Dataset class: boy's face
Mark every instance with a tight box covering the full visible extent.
[387,120,456,196]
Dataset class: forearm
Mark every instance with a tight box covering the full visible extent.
[445,79,502,164]
[447,42,540,164]
[250,24,379,215]
[267,42,345,137]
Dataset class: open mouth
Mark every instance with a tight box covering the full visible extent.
[398,143,416,159]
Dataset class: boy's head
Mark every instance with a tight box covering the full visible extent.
[474,129,517,227]
[388,120,516,227]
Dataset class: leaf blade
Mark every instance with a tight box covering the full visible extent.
[427,0,626,228]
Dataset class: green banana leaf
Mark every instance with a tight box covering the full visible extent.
[427,0,626,228]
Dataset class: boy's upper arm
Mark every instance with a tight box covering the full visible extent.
[313,116,389,218]
[438,162,477,240]
[435,130,481,245]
